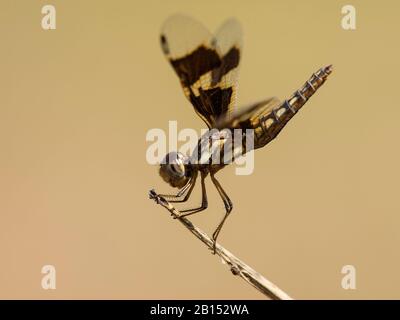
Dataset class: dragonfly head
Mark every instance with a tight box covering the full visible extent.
[159,151,192,188]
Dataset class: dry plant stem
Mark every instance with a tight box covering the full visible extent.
[149,189,293,300]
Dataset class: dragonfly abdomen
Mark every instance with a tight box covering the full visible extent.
[254,65,333,148]
[189,65,333,167]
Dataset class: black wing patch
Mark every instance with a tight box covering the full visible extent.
[161,14,242,128]
[169,45,220,86]
[189,87,233,125]
[211,47,240,86]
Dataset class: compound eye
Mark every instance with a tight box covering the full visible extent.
[170,162,185,177]
[161,152,188,179]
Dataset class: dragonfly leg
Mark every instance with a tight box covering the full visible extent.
[210,173,233,254]
[159,172,198,203]
[179,171,208,217]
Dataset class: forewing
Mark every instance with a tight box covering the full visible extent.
[160,15,242,128]
[211,18,243,121]
[160,14,220,128]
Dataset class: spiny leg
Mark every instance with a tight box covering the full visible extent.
[158,185,189,202]
[167,178,196,203]
[210,173,233,253]
[159,171,198,203]
[159,178,191,199]
[179,171,208,217]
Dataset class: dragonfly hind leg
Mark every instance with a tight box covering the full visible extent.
[210,173,233,254]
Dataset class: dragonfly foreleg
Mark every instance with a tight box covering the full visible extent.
[179,171,208,217]
[159,172,198,203]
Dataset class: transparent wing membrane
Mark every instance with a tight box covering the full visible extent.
[160,14,242,128]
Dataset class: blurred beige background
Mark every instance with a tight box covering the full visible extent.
[0,0,399,299]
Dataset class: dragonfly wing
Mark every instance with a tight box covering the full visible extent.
[160,15,242,128]
[211,18,243,121]
[217,97,281,129]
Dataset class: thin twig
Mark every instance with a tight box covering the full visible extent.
[149,189,293,300]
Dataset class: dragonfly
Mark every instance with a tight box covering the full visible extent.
[156,14,333,252]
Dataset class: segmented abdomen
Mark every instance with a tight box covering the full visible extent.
[254,65,333,149]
